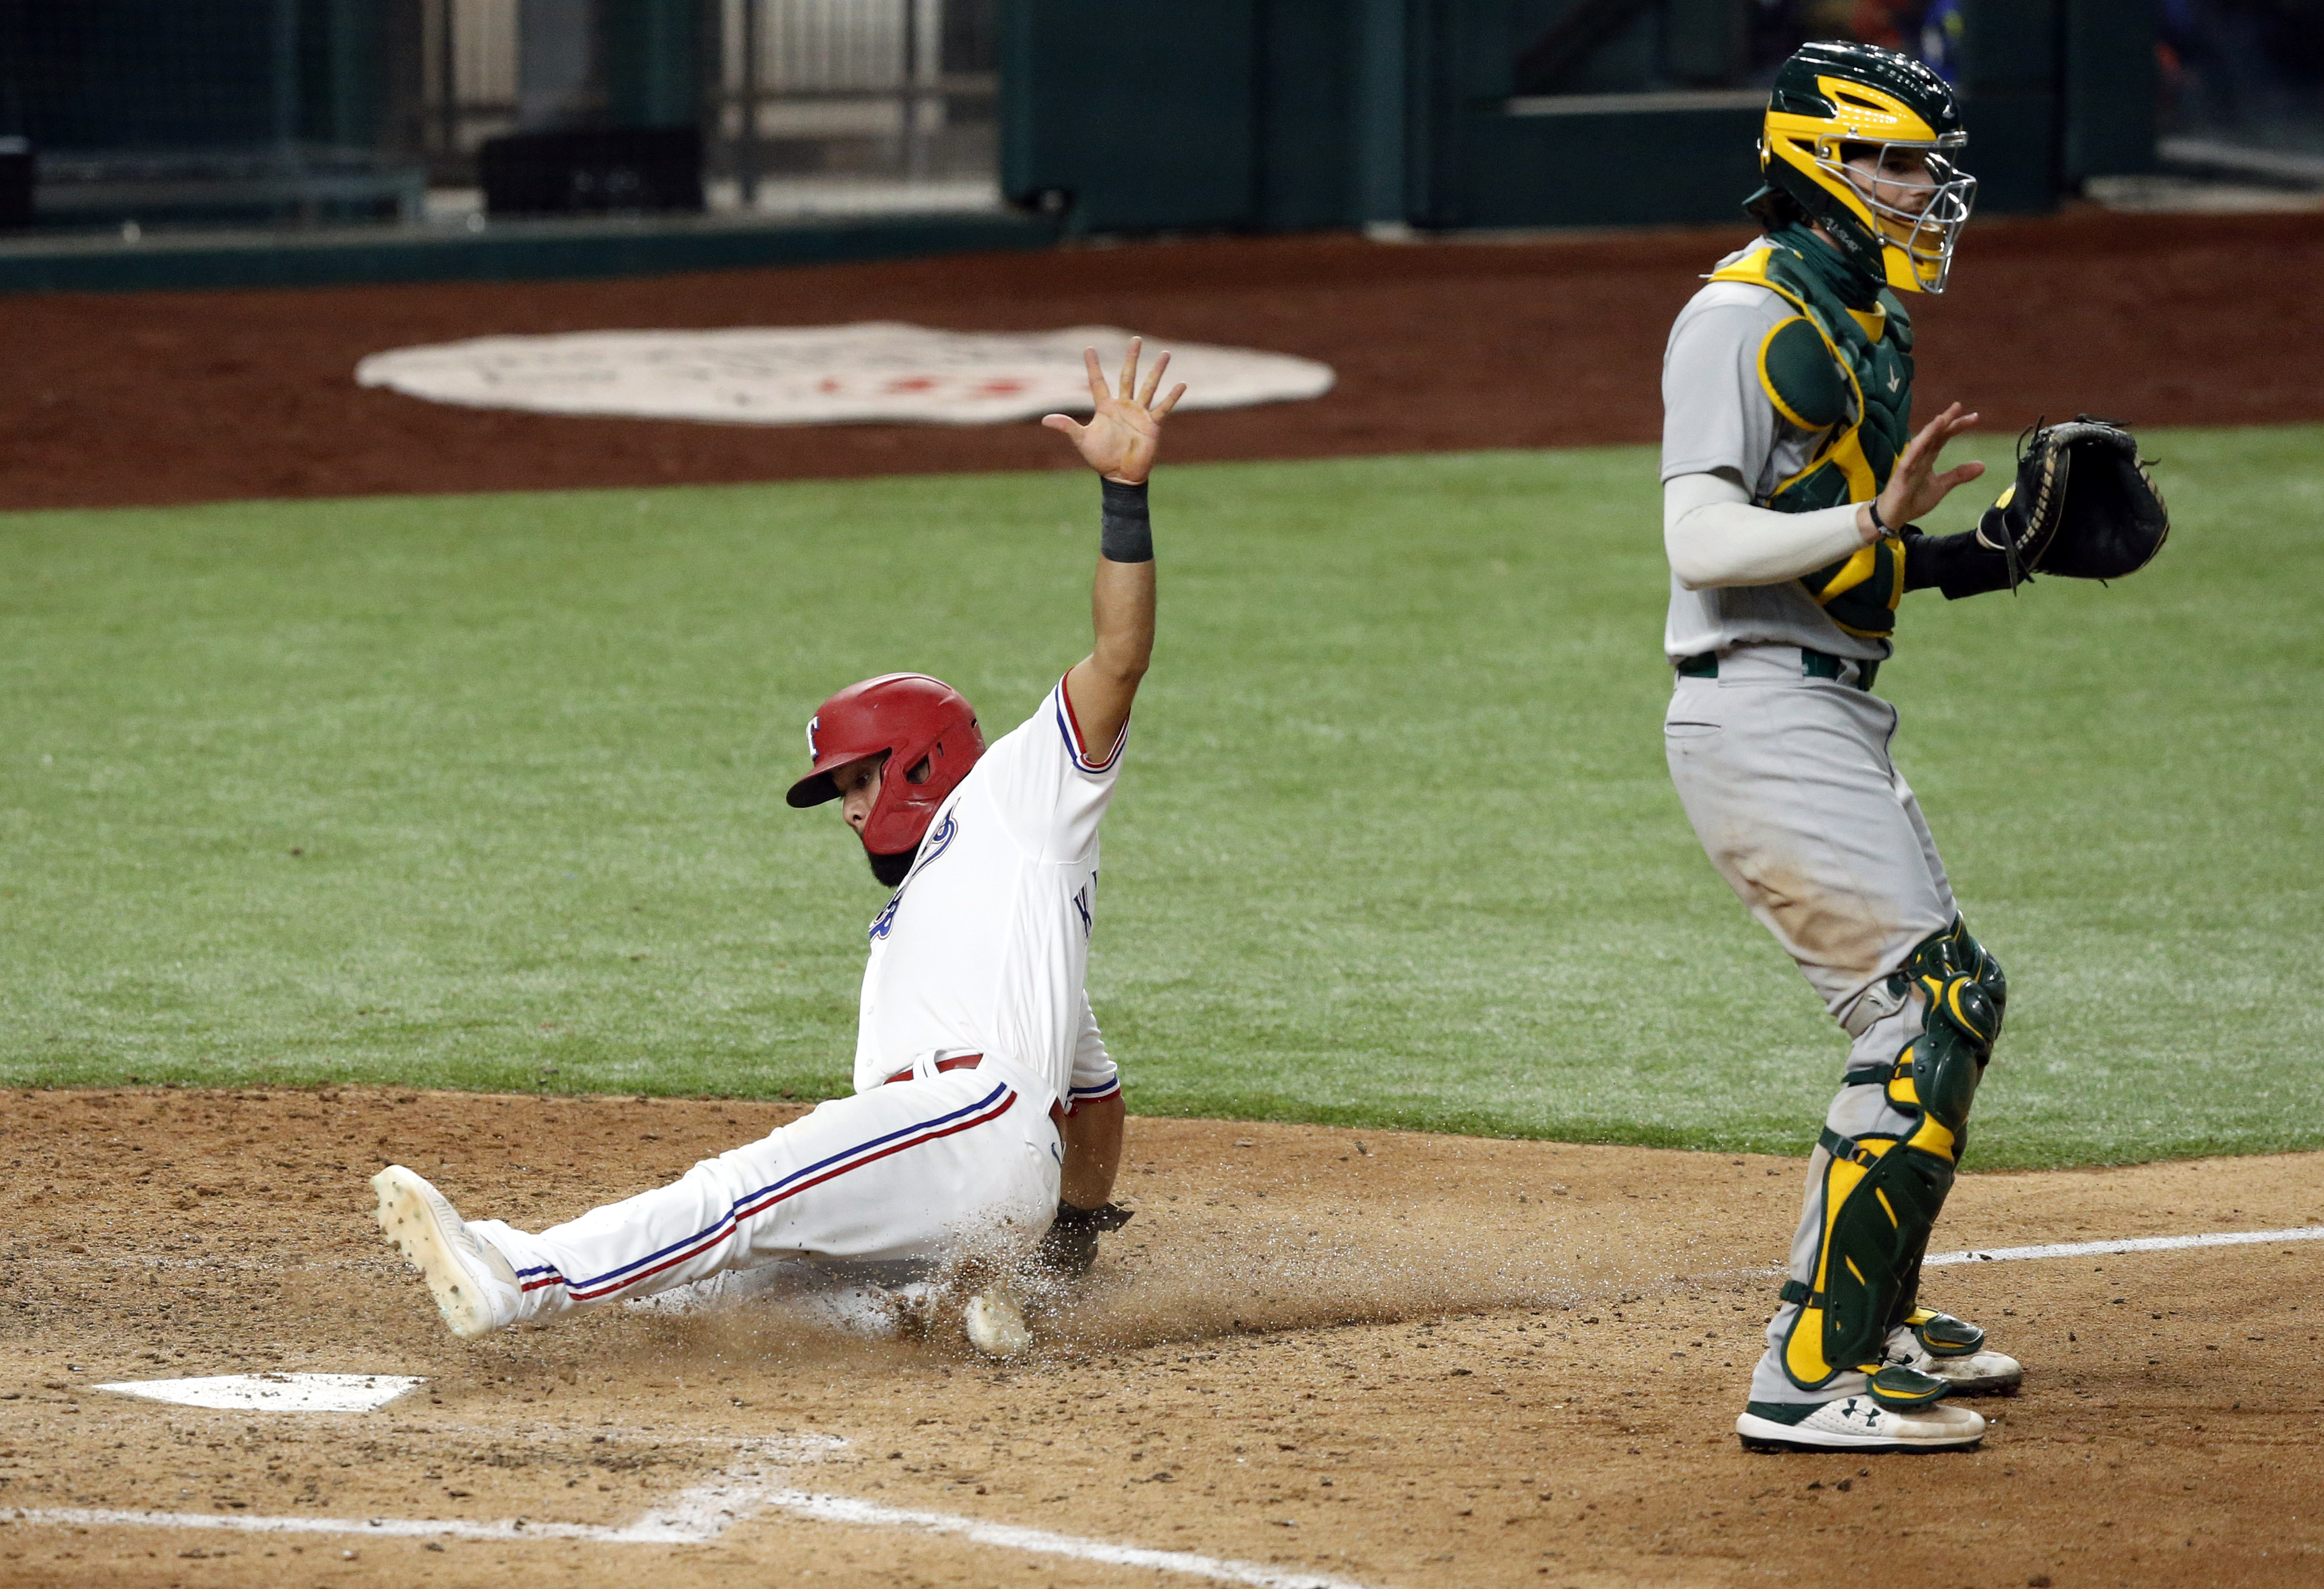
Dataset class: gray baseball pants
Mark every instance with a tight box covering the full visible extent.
[1664,643,1959,1404]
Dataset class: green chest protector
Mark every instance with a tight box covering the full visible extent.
[1709,234,1916,640]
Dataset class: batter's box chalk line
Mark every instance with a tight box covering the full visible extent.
[7,1435,1382,1589]
[1923,1225,2324,1267]
[1730,1225,2324,1283]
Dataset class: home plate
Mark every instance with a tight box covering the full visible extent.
[353,322,1335,426]
[95,1373,425,1413]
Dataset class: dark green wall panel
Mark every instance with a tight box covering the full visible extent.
[2062,0,2159,179]
[1958,91,2059,214]
[2,1,280,148]
[1956,0,2058,94]
[1256,0,1360,231]
[602,0,704,129]
[0,0,395,151]
[1453,105,1763,229]
[1000,0,1260,233]
[992,0,2151,235]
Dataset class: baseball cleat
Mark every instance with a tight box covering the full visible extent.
[963,1284,1033,1359]
[1895,1343,2023,1396]
[371,1165,520,1340]
[1889,1317,2022,1395]
[1737,1395,1985,1454]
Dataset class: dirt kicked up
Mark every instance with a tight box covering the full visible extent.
[6,1088,2323,1588]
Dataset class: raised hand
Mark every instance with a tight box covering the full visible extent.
[1040,337,1187,486]
[1870,402,1986,534]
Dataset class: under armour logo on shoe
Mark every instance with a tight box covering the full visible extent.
[1841,1398,1881,1427]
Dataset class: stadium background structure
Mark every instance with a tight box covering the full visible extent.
[0,0,2186,294]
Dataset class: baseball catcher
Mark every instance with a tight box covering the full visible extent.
[1655,42,2166,1454]
[371,340,1180,1355]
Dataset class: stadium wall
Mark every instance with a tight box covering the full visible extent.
[1002,0,2165,233]
[0,0,2163,292]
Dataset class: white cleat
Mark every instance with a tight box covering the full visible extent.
[963,1285,1033,1359]
[1904,1345,2024,1396]
[1885,1321,2024,1396]
[1737,1395,1985,1454]
[371,1164,520,1340]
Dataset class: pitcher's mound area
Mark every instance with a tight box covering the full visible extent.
[6,1087,2320,1587]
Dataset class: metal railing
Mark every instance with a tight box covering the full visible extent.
[413,0,998,213]
[422,0,523,162]
[716,0,998,208]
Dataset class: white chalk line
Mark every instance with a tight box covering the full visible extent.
[1924,1225,2324,1267]
[7,1452,1381,1589]
[754,1490,1372,1589]
[1,1505,698,1546]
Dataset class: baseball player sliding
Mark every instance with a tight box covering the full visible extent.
[1659,42,2026,1454]
[372,339,1184,1357]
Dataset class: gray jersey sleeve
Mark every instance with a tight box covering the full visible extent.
[1660,287,1789,486]
[1657,271,1887,664]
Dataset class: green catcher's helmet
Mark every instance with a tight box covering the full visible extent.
[1757,40,1976,294]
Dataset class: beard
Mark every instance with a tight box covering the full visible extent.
[867,847,916,887]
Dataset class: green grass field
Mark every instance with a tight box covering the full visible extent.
[3,426,2318,1169]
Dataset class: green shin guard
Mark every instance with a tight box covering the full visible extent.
[1780,926,2003,1393]
[1887,921,2006,1334]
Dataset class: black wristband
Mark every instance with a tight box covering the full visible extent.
[1866,497,1891,536]
[1099,478,1153,563]
[1904,528,2018,599]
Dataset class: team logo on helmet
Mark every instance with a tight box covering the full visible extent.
[805,715,821,761]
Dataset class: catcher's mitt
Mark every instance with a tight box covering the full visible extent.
[1974,416,2170,584]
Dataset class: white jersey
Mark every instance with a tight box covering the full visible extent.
[849,674,1126,1112]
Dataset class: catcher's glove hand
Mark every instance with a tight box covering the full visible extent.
[1030,1199,1133,1282]
[1974,416,2170,586]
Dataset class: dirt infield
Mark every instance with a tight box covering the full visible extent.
[4,208,2323,512]
[9,210,2324,1587]
[6,1086,2321,1587]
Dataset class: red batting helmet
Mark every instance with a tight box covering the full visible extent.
[784,673,984,856]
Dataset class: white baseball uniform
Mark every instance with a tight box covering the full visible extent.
[471,674,1127,1321]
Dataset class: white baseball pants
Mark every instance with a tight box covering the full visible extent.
[470,1052,1062,1325]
